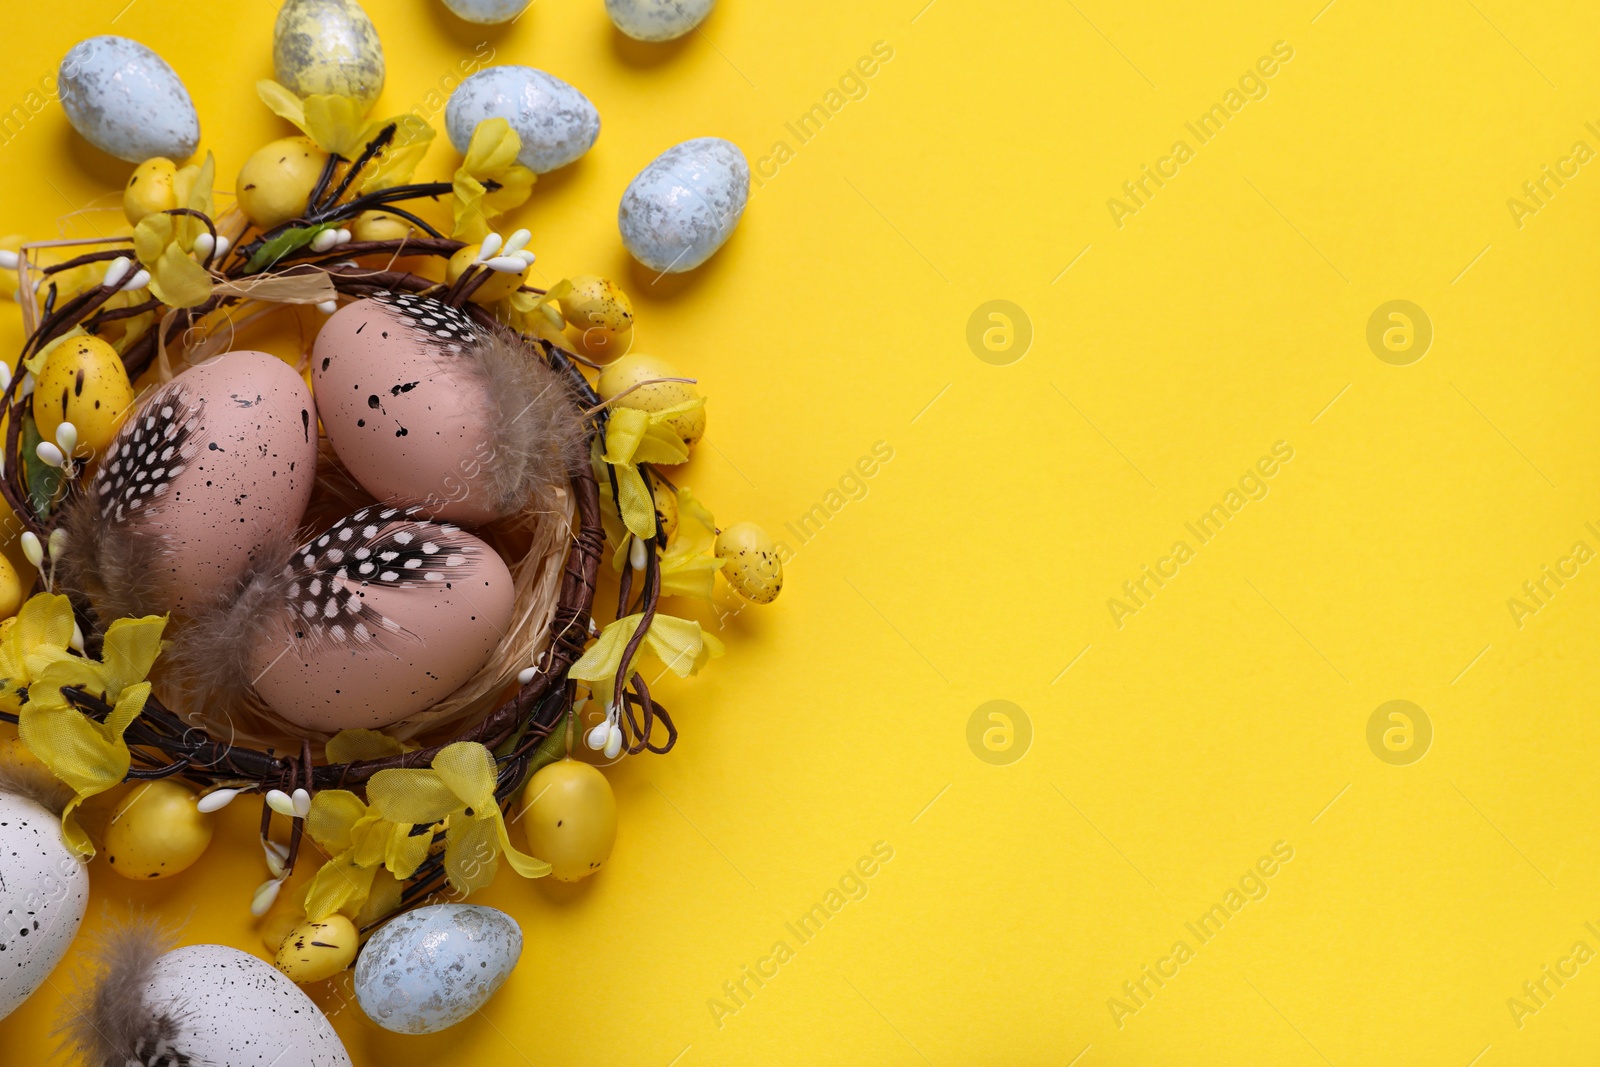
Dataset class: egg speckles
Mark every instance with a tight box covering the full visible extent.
[313,294,518,522]
[142,943,351,1065]
[247,509,515,731]
[0,790,88,1023]
[77,350,317,615]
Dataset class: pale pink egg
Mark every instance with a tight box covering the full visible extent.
[69,349,317,615]
[245,506,515,731]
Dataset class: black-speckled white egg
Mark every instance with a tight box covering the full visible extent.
[0,790,88,1023]
[141,944,351,1065]
[245,508,516,732]
[354,904,522,1034]
[80,349,318,614]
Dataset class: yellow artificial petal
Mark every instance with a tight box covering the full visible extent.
[307,789,368,852]
[302,93,370,156]
[303,850,377,922]
[366,767,462,825]
[493,813,551,879]
[430,742,499,812]
[348,814,393,867]
[463,117,520,175]
[358,119,435,192]
[643,615,725,678]
[568,615,642,687]
[174,153,215,249]
[384,821,432,879]
[451,118,536,240]
[443,813,500,895]
[257,80,309,132]
[149,245,213,309]
[658,554,721,601]
[98,615,167,695]
[451,173,492,243]
[133,213,175,269]
[354,868,404,927]
[615,466,657,540]
[325,729,406,763]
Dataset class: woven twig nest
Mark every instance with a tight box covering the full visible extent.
[0,127,681,924]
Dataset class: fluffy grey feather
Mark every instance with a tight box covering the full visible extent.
[462,325,588,520]
[56,914,194,1067]
[0,760,75,815]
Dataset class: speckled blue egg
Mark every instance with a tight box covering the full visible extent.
[355,904,522,1034]
[440,0,533,24]
[618,137,749,272]
[0,790,88,1023]
[58,36,199,163]
[141,944,351,1065]
[606,0,715,41]
[445,66,600,174]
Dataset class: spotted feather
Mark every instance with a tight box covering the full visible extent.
[373,291,481,355]
[91,382,203,524]
[278,506,488,649]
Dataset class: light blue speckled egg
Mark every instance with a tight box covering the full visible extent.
[446,66,600,174]
[58,36,199,163]
[618,137,749,273]
[606,0,715,42]
[354,904,523,1034]
[440,0,533,24]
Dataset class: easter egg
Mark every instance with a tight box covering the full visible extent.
[104,780,213,879]
[273,0,386,110]
[65,349,318,616]
[32,334,135,458]
[275,915,359,983]
[140,944,352,1065]
[446,66,601,174]
[237,136,331,230]
[0,556,21,621]
[58,36,199,163]
[354,904,522,1034]
[715,522,782,603]
[312,292,583,523]
[0,790,88,1023]
[244,508,516,731]
[606,0,715,42]
[123,157,178,225]
[596,353,705,448]
[441,0,533,23]
[520,760,617,881]
[618,137,749,272]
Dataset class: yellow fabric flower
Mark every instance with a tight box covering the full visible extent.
[301,787,431,921]
[602,401,705,539]
[256,80,435,193]
[569,611,724,709]
[657,489,724,601]
[14,596,167,857]
[132,152,216,309]
[452,118,536,242]
[0,593,78,713]
[366,742,550,896]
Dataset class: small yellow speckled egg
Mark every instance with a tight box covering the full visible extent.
[596,354,704,449]
[123,157,178,225]
[260,907,304,955]
[32,334,135,456]
[237,136,330,229]
[275,915,359,982]
[522,760,617,881]
[104,779,214,879]
[560,275,633,359]
[652,479,679,541]
[0,556,22,621]
[715,522,782,604]
[352,210,415,243]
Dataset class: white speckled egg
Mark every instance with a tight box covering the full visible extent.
[606,0,715,41]
[446,66,600,174]
[142,944,351,1065]
[69,350,318,617]
[355,904,521,1034]
[58,36,199,163]
[618,137,749,272]
[313,292,583,524]
[0,790,88,1023]
[273,0,385,110]
[246,509,515,732]
[441,0,533,24]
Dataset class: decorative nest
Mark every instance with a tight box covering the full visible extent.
[0,125,681,925]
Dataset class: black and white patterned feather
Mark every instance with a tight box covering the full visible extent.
[92,383,205,524]
[373,290,481,354]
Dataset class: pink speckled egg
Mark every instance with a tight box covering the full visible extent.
[245,506,515,731]
[71,349,317,615]
[313,293,500,522]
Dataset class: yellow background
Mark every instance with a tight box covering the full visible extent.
[3,0,1600,1063]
